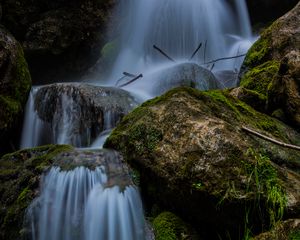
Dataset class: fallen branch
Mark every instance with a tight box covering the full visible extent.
[119,74,143,88]
[153,45,176,62]
[123,72,137,78]
[203,40,207,64]
[242,126,300,151]
[190,42,202,60]
[204,53,246,65]
[116,72,138,86]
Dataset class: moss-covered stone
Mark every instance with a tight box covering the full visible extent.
[253,219,300,240]
[240,61,280,96]
[0,144,73,240]
[153,212,196,240]
[0,25,31,154]
[105,87,300,239]
[240,2,300,129]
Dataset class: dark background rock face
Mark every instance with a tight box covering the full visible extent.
[245,0,299,26]
[0,0,115,84]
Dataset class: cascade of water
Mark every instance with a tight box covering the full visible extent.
[20,87,50,149]
[26,166,145,240]
[108,0,254,84]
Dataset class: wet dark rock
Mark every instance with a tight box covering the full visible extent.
[240,2,300,130]
[150,63,219,95]
[0,145,133,239]
[105,87,300,239]
[1,0,115,84]
[0,144,73,240]
[0,25,31,155]
[34,83,138,147]
[253,219,300,240]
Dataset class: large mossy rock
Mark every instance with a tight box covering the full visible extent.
[0,25,31,155]
[1,0,115,84]
[253,219,300,240]
[105,87,300,239]
[239,2,300,130]
[0,144,73,240]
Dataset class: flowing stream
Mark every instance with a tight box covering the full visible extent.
[22,1,254,239]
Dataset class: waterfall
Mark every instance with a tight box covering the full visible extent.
[108,0,254,85]
[26,164,146,240]
[20,87,48,149]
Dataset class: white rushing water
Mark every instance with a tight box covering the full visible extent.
[26,166,145,240]
[107,0,254,88]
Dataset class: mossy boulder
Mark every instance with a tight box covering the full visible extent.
[253,219,300,240]
[153,212,198,240]
[105,87,300,239]
[1,0,115,84]
[240,2,300,130]
[0,144,73,240]
[0,25,31,155]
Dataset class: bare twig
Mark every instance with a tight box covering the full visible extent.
[153,45,176,62]
[210,63,215,71]
[119,74,143,88]
[203,40,207,64]
[204,53,246,65]
[190,42,202,60]
[123,72,137,78]
[116,72,138,86]
[242,126,300,151]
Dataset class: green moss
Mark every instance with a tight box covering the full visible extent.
[243,37,271,68]
[0,144,73,239]
[101,40,118,61]
[153,212,192,240]
[241,61,280,96]
[0,95,20,130]
[289,229,300,240]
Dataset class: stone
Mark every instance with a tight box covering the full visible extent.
[253,219,300,240]
[0,145,132,240]
[33,83,139,147]
[240,2,300,130]
[105,87,300,239]
[0,25,31,155]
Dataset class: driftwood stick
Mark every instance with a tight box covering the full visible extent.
[115,75,126,86]
[153,45,176,62]
[123,72,137,78]
[119,74,143,88]
[190,42,202,60]
[116,72,138,86]
[203,40,207,64]
[204,53,246,65]
[242,126,300,151]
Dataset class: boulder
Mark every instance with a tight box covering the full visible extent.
[31,83,138,147]
[149,63,220,95]
[0,144,73,240]
[253,219,300,240]
[1,0,115,84]
[105,87,300,239]
[0,145,133,240]
[0,25,31,155]
[239,2,300,130]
